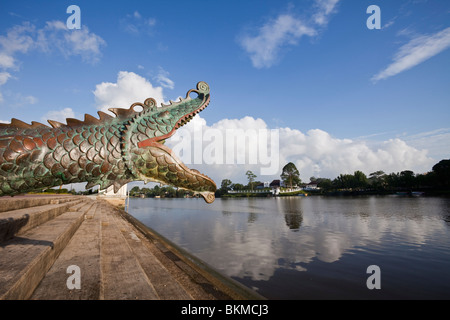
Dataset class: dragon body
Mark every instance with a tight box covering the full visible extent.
[0,81,216,203]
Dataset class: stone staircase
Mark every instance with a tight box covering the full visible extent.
[0,195,261,300]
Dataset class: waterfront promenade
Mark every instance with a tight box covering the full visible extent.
[0,194,262,300]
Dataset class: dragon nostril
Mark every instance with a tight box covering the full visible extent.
[189,91,199,99]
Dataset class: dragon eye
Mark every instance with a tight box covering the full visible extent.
[160,111,170,118]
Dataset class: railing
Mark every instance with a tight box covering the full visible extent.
[228,188,304,195]
[228,189,272,194]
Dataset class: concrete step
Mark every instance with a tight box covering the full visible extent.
[30,202,100,300]
[0,195,83,213]
[0,198,85,242]
[0,204,90,300]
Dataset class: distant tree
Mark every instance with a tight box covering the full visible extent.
[130,186,141,197]
[141,187,152,197]
[316,178,332,191]
[399,170,415,189]
[385,172,400,190]
[246,170,257,190]
[153,185,161,196]
[220,179,232,192]
[281,162,301,188]
[215,179,233,197]
[159,186,176,198]
[353,171,368,189]
[369,171,386,190]
[432,159,450,187]
[333,174,353,189]
[231,183,245,191]
[330,171,368,190]
[369,170,385,178]
[415,172,436,188]
[176,188,187,198]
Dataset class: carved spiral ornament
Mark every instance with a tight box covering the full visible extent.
[203,192,215,204]
[144,98,157,109]
[197,81,210,93]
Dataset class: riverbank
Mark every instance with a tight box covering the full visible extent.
[217,188,450,198]
[0,194,263,300]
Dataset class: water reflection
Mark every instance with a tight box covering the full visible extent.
[276,198,304,230]
[284,212,303,230]
[129,196,450,299]
[444,215,450,225]
[247,212,257,224]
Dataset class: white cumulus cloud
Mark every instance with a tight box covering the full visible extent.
[167,115,435,185]
[93,71,165,114]
[42,107,76,124]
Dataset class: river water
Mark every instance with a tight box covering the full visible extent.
[128,196,450,300]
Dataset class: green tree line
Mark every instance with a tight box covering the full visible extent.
[128,185,195,198]
[312,159,450,193]
[216,159,450,196]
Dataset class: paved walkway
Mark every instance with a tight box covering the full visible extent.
[0,195,262,300]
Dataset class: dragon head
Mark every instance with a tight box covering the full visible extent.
[119,81,216,203]
[132,81,210,147]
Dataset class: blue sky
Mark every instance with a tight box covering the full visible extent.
[1,0,449,186]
